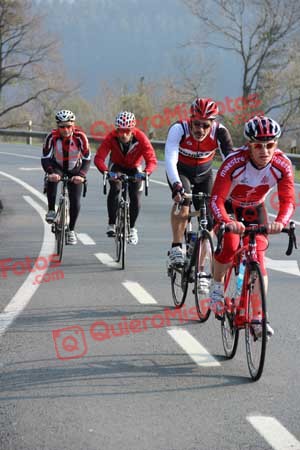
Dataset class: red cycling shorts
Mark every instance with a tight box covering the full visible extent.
[214,232,268,276]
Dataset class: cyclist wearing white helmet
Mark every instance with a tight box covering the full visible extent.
[94,111,157,245]
[209,115,295,335]
[41,109,91,244]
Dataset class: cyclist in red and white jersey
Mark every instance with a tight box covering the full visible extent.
[94,111,157,245]
[210,115,295,334]
[165,97,234,268]
[42,110,91,245]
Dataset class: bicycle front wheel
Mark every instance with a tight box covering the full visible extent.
[115,206,123,263]
[121,205,129,270]
[56,202,65,262]
[170,266,188,308]
[221,263,239,358]
[194,231,213,322]
[245,263,267,381]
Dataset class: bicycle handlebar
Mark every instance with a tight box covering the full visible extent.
[174,192,210,215]
[103,171,149,196]
[215,221,297,256]
[44,174,87,196]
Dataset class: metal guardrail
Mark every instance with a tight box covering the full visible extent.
[0,128,166,151]
[0,128,299,167]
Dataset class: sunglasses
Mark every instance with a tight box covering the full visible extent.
[117,128,132,134]
[192,121,211,129]
[252,142,276,150]
[58,125,73,129]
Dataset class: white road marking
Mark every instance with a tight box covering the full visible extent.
[265,257,300,277]
[0,195,54,337]
[94,252,119,268]
[0,170,47,204]
[122,281,157,304]
[167,327,220,367]
[150,179,168,187]
[247,415,300,450]
[0,151,40,159]
[122,282,220,368]
[77,233,96,245]
[19,167,42,170]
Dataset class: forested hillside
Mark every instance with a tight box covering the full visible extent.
[36,0,202,98]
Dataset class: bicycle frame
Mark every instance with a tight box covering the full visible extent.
[51,175,70,262]
[103,171,148,269]
[183,193,210,276]
[224,231,262,329]
[170,192,214,319]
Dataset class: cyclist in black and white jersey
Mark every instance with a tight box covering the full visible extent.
[165,97,234,268]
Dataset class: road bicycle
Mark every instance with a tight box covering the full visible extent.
[168,192,214,321]
[103,171,149,270]
[216,221,297,381]
[50,175,87,262]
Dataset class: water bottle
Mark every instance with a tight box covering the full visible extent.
[188,232,197,257]
[236,259,245,296]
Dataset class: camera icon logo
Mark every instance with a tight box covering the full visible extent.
[52,325,88,360]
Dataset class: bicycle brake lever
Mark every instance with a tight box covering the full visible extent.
[215,222,226,255]
[83,179,87,197]
[285,221,297,256]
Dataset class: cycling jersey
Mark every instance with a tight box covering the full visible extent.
[211,146,295,226]
[211,146,295,273]
[94,128,157,174]
[165,120,233,185]
[42,128,91,177]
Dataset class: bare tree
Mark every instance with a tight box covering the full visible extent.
[182,0,300,128]
[0,0,74,124]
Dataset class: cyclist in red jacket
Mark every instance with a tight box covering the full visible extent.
[210,115,295,335]
[94,111,157,245]
[42,110,91,245]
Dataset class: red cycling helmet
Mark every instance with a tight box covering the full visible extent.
[244,115,281,142]
[190,98,219,120]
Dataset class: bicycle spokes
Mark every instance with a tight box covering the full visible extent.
[170,266,188,308]
[222,264,239,358]
[245,264,267,381]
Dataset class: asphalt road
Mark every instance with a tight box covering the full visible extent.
[0,143,300,450]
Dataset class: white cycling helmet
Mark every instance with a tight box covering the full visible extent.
[115,111,136,129]
[55,109,76,123]
[244,115,281,142]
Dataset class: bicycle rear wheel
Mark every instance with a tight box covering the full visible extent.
[245,263,267,381]
[221,263,239,358]
[56,202,65,262]
[170,266,188,308]
[115,206,123,263]
[194,231,213,322]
